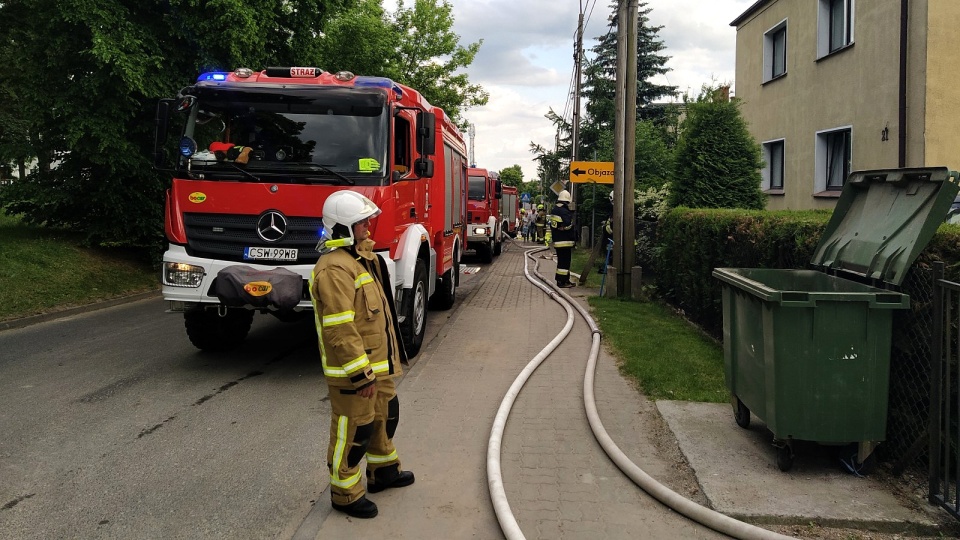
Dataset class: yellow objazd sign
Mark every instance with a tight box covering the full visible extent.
[569,161,614,184]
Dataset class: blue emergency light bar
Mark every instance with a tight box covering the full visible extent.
[197,72,229,82]
[355,76,403,98]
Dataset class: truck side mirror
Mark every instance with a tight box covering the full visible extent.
[495,180,503,199]
[416,111,436,156]
[415,157,434,178]
[154,99,173,168]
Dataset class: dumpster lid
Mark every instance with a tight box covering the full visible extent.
[811,167,960,286]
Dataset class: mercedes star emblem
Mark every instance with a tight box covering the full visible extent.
[256,211,287,242]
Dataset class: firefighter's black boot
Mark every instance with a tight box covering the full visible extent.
[331,495,378,519]
[367,464,415,493]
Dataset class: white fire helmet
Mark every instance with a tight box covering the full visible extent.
[320,190,381,247]
[557,190,572,203]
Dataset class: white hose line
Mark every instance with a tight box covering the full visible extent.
[488,247,794,540]
[543,269,796,540]
[486,247,575,540]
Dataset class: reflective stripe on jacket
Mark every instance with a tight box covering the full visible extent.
[310,240,403,389]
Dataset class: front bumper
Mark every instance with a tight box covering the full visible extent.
[161,244,314,311]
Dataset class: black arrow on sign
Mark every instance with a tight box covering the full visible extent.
[571,168,586,176]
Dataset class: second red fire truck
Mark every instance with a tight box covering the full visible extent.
[465,167,518,263]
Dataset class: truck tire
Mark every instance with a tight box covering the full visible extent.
[493,224,504,256]
[400,259,427,358]
[478,239,493,263]
[184,307,254,352]
[429,249,458,311]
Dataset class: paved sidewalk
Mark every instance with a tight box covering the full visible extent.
[311,243,726,539]
[304,240,948,539]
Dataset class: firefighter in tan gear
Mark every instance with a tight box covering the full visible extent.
[310,190,414,519]
[534,204,547,242]
[545,190,576,288]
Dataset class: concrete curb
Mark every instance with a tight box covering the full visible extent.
[0,289,162,332]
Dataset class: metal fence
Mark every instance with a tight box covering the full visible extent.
[928,262,960,519]
[885,265,936,470]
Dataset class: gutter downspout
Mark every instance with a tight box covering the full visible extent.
[899,0,909,168]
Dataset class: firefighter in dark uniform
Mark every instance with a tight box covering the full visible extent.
[545,189,576,288]
[310,190,415,519]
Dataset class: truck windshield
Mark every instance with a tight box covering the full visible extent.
[468,175,486,200]
[181,85,389,186]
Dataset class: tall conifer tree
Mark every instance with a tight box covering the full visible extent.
[579,1,676,158]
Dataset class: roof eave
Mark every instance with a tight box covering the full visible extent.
[730,0,774,27]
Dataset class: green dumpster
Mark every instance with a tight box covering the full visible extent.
[713,167,960,472]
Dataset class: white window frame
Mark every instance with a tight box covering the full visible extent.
[762,19,788,83]
[761,138,785,191]
[817,0,855,58]
[814,126,853,193]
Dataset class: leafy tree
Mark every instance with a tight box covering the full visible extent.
[669,86,765,210]
[319,0,488,125]
[579,1,677,158]
[0,0,486,251]
[319,0,398,76]
[499,165,523,187]
[634,119,674,190]
[517,180,540,203]
[388,0,488,124]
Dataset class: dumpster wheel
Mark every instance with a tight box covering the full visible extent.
[775,441,795,472]
[733,396,751,429]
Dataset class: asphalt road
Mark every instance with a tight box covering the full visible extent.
[0,254,487,540]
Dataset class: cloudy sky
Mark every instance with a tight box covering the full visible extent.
[387,0,756,181]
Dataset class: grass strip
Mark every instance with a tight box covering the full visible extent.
[588,296,727,403]
[0,213,158,321]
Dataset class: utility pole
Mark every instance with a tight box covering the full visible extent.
[623,0,638,295]
[612,0,627,292]
[571,2,585,227]
[571,4,584,162]
[612,0,638,297]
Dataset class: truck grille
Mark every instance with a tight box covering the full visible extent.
[183,212,322,264]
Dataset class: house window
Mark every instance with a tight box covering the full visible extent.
[815,128,852,192]
[818,0,854,57]
[762,139,785,191]
[763,20,788,82]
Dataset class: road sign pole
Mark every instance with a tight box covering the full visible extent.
[591,182,596,247]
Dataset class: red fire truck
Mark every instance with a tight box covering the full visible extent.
[465,167,517,263]
[502,185,519,237]
[153,67,468,357]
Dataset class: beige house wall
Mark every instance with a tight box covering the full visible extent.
[923,0,960,169]
[734,0,950,210]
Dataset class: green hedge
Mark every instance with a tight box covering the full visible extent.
[655,207,831,337]
[655,207,960,338]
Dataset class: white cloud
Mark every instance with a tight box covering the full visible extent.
[383,0,756,180]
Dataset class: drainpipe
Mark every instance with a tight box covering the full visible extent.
[898,0,909,167]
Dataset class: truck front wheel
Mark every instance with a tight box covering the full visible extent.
[399,259,427,358]
[429,249,458,311]
[478,239,493,263]
[184,307,254,352]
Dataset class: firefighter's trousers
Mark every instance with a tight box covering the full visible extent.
[554,244,573,285]
[535,224,545,242]
[327,376,402,505]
